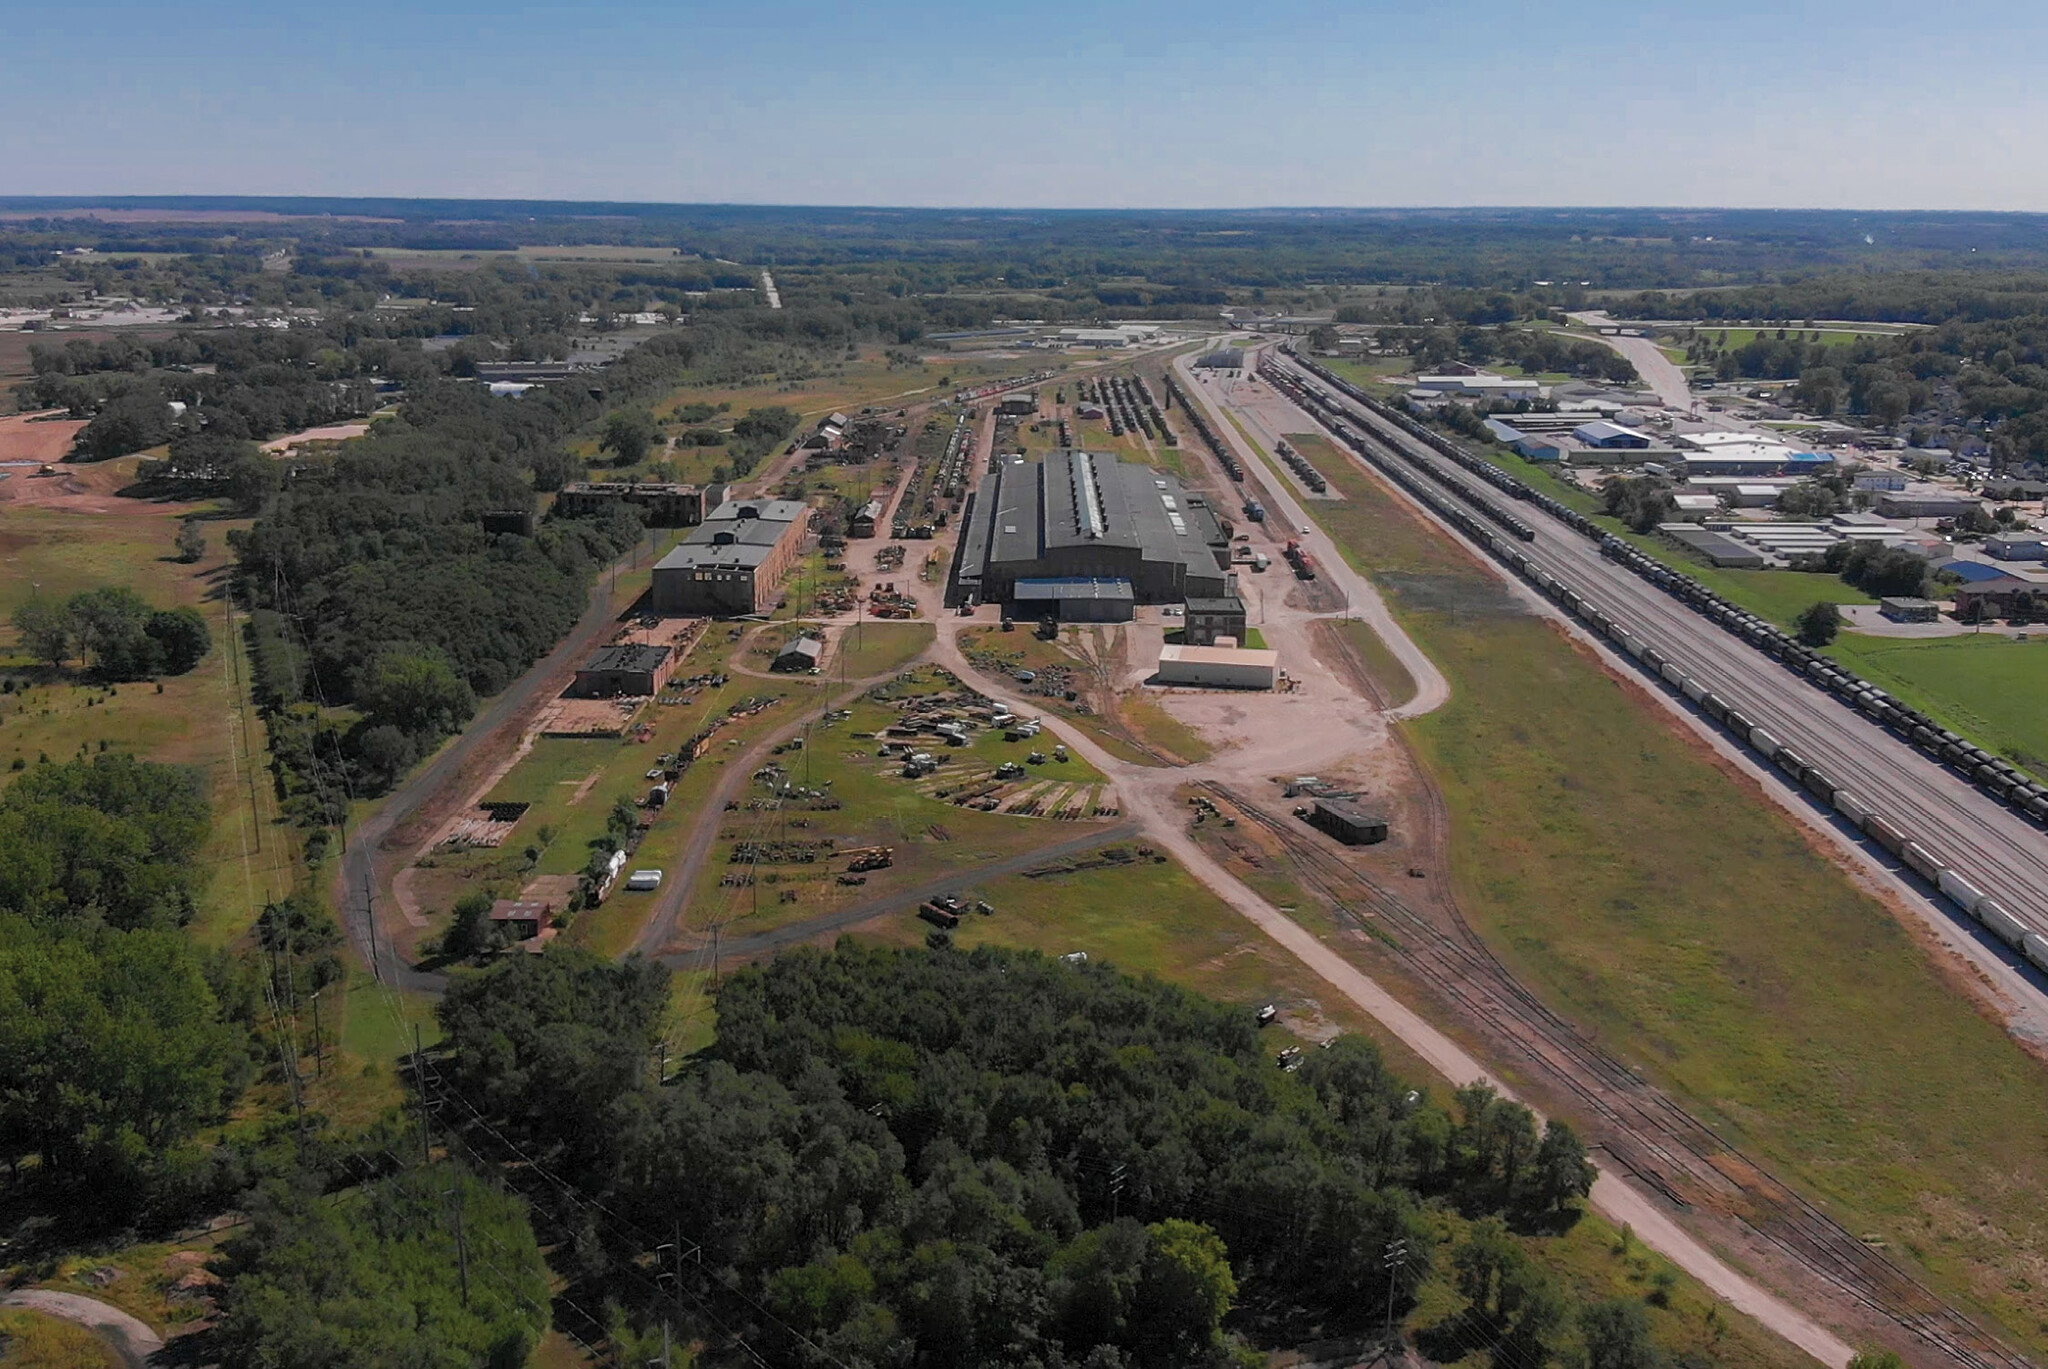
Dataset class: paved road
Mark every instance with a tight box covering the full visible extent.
[1,1290,163,1368]
[1270,350,2048,1038]
[339,556,647,990]
[1564,311,1696,413]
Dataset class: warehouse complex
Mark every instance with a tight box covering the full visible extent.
[950,450,1233,610]
[651,498,809,616]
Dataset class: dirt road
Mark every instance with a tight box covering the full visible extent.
[338,554,647,990]
[1171,351,1450,720]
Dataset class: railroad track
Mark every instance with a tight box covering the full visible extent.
[1204,726,2031,1360]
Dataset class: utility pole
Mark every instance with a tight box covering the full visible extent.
[1382,1237,1410,1357]
[1108,1163,1127,1221]
[310,990,324,1079]
[412,1024,431,1164]
[450,1184,471,1309]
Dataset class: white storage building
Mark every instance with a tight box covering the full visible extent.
[1155,644,1278,689]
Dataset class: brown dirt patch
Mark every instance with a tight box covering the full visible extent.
[0,411,85,463]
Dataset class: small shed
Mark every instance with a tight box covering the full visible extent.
[488,900,549,942]
[1305,798,1389,846]
[774,636,825,672]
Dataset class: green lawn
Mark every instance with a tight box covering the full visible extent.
[1828,631,2048,778]
[1305,419,2048,1353]
[835,621,935,678]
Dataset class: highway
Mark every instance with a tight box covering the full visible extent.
[1262,349,2048,1033]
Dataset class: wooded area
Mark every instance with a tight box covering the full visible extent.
[430,943,1601,1367]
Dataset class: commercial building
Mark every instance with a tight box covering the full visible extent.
[1877,493,1986,519]
[1012,577,1136,623]
[1880,597,1941,623]
[951,450,1233,608]
[572,644,674,698]
[1659,523,1767,567]
[554,481,724,528]
[1194,349,1245,370]
[1855,472,1909,492]
[1304,798,1389,846]
[1155,643,1277,689]
[850,498,885,538]
[996,392,1039,417]
[1413,374,1545,399]
[1183,589,1248,646]
[651,498,809,616]
[1573,419,1651,449]
[1680,447,1835,479]
[1984,479,2048,501]
[1952,576,2047,619]
[1986,532,2048,561]
[1484,418,1569,463]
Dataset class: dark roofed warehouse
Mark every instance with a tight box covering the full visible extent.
[1304,798,1389,846]
[949,450,1232,609]
[573,644,674,697]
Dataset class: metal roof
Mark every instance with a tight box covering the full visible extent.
[1014,577,1134,601]
[580,644,671,673]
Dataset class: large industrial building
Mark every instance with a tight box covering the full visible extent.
[651,499,809,616]
[554,481,726,527]
[950,450,1233,610]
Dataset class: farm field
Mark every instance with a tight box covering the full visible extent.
[1305,414,2048,1352]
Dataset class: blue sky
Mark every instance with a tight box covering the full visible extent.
[6,0,2045,208]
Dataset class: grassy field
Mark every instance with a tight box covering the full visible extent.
[1301,419,2048,1351]
[834,621,934,679]
[0,1308,124,1368]
[1828,631,2048,777]
[0,493,295,947]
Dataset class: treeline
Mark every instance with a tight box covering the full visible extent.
[0,751,558,1363]
[428,943,1603,1367]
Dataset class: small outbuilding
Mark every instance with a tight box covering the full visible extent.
[1155,643,1277,689]
[488,900,549,942]
[1183,592,1248,647]
[1304,798,1389,846]
[774,635,825,672]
